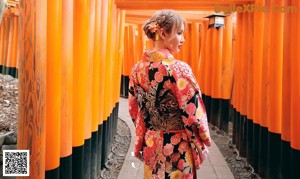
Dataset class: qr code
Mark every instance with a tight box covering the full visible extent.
[3,150,29,176]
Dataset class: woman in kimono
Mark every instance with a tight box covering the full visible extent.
[128,9,211,179]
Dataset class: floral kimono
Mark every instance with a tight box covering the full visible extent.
[128,49,211,179]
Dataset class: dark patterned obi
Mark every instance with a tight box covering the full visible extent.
[136,85,185,132]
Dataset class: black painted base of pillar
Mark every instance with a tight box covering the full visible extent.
[97,124,103,173]
[291,148,300,179]
[46,167,59,179]
[239,115,246,157]
[72,146,84,179]
[246,119,253,166]
[280,140,291,179]
[258,126,269,178]
[60,155,72,179]
[120,75,129,98]
[204,95,212,123]
[84,138,91,179]
[267,132,281,178]
[220,99,230,133]
[252,123,260,173]
[0,66,18,78]
[210,98,221,127]
[91,131,98,179]
[101,120,108,169]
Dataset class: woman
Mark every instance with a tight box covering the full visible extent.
[128,9,211,179]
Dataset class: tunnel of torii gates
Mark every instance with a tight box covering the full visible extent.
[0,0,299,178]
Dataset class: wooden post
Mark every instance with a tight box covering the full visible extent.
[182,23,190,64]
[60,0,73,178]
[92,0,102,177]
[99,0,108,169]
[281,0,292,178]
[0,19,3,73]
[252,0,264,172]
[259,1,272,177]
[17,0,47,178]
[191,22,199,79]
[116,10,126,101]
[268,0,283,135]
[199,20,208,93]
[290,1,300,178]
[245,12,254,166]
[82,0,94,178]
[102,0,113,167]
[221,15,233,101]
[73,0,89,178]
[45,0,62,177]
[220,15,233,133]
[267,0,284,178]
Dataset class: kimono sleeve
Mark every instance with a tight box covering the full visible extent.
[171,61,211,147]
[128,64,139,123]
[128,63,146,154]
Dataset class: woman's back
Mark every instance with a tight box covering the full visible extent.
[133,50,185,132]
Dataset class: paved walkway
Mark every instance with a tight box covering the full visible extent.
[117,97,235,179]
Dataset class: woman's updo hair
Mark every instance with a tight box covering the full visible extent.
[143,9,185,41]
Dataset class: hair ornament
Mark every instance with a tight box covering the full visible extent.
[149,21,160,33]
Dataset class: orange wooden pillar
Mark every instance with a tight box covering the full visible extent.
[191,22,199,80]
[106,0,115,160]
[135,24,143,62]
[4,14,18,77]
[198,21,208,124]
[45,0,62,178]
[220,15,233,133]
[60,0,73,178]
[203,27,213,122]
[237,12,248,158]
[231,12,242,151]
[82,0,94,178]
[102,0,114,167]
[245,12,254,167]
[281,1,292,177]
[0,17,8,74]
[110,4,118,141]
[115,9,126,113]
[252,0,264,172]
[120,24,135,97]
[221,15,233,102]
[99,0,108,169]
[128,25,135,67]
[210,26,223,129]
[267,0,284,178]
[198,20,208,91]
[11,16,18,77]
[182,23,190,64]
[0,18,3,73]
[290,1,300,178]
[245,13,254,121]
[73,0,89,178]
[116,10,126,102]
[110,7,123,143]
[1,15,8,74]
[5,14,12,75]
[91,0,102,177]
[17,0,47,179]
[121,25,129,97]
[258,0,271,177]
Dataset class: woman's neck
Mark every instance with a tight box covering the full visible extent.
[152,40,167,51]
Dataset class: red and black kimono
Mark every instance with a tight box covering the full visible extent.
[128,49,211,179]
